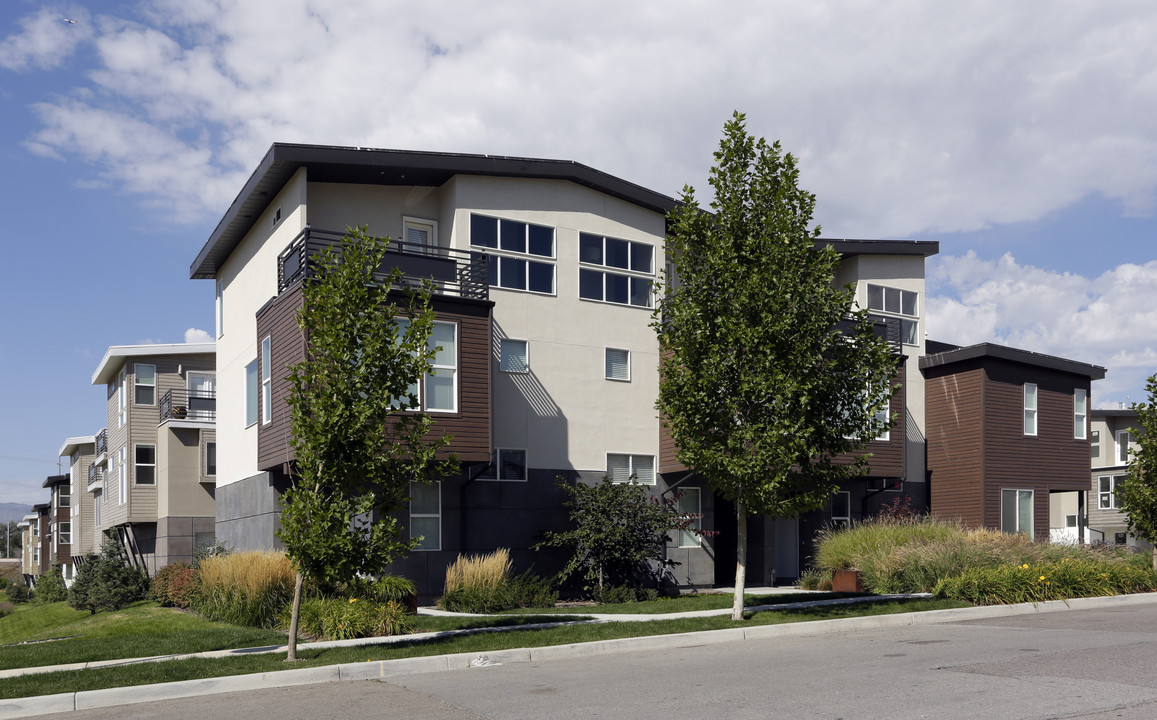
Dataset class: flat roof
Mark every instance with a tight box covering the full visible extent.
[1092,408,1137,418]
[190,143,682,279]
[58,435,97,458]
[919,341,1106,379]
[42,475,68,489]
[818,238,939,258]
[92,343,215,385]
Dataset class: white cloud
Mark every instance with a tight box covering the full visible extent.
[184,328,212,343]
[928,252,1157,405]
[0,6,90,71]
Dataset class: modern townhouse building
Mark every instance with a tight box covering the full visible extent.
[41,474,72,580]
[922,341,1105,540]
[190,143,943,593]
[1087,408,1150,549]
[17,510,39,585]
[89,344,217,575]
[58,435,99,564]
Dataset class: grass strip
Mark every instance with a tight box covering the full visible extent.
[498,591,867,615]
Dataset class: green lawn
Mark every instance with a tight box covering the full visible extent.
[499,591,867,615]
[0,597,967,699]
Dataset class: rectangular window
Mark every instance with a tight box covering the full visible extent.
[33,546,38,564]
[426,323,457,412]
[866,284,920,346]
[1000,488,1034,538]
[478,449,527,481]
[1074,389,1087,439]
[500,339,529,374]
[206,442,217,477]
[1091,430,1101,459]
[1065,514,1077,528]
[118,448,127,504]
[135,364,156,405]
[117,369,127,428]
[607,454,655,485]
[135,445,156,485]
[874,397,890,442]
[402,217,437,254]
[605,348,630,381]
[677,488,702,547]
[831,491,852,527]
[1117,430,1131,464]
[94,492,101,527]
[410,482,441,551]
[58,484,70,508]
[578,232,655,308]
[1098,475,1124,510]
[58,522,70,545]
[246,359,259,427]
[261,336,272,425]
[470,214,556,295]
[1023,384,1038,436]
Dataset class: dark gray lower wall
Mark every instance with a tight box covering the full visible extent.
[156,516,216,568]
[216,472,287,552]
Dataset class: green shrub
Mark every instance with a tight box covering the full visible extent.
[8,584,29,604]
[505,570,559,609]
[294,597,413,640]
[68,543,150,614]
[597,584,659,604]
[193,550,295,628]
[0,577,10,590]
[935,559,1157,605]
[798,567,832,591]
[150,563,201,608]
[343,574,418,613]
[440,550,557,613]
[34,565,68,603]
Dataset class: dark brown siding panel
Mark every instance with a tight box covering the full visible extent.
[925,364,985,528]
[257,285,305,471]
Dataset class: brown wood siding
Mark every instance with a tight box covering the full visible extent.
[658,410,685,474]
[925,362,985,528]
[836,368,906,476]
[257,286,492,471]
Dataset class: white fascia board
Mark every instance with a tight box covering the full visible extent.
[58,436,97,458]
[91,343,216,385]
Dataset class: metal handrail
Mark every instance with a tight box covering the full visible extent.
[159,388,217,423]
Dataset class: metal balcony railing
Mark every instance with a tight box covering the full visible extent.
[94,428,107,456]
[277,227,489,300]
[159,388,217,424]
[88,464,104,488]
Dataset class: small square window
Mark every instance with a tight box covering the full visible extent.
[500,339,529,374]
[605,348,630,381]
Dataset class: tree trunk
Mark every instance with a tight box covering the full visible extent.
[1152,545,1156,572]
[732,497,747,621]
[286,572,304,662]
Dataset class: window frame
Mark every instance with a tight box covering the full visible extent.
[479,448,528,482]
[1000,488,1034,538]
[1091,429,1101,459]
[470,214,557,296]
[58,484,70,508]
[1098,474,1124,510]
[499,338,529,374]
[577,232,656,309]
[865,283,920,346]
[117,368,127,428]
[134,444,156,486]
[245,358,259,427]
[134,363,156,406]
[425,321,458,413]
[1117,430,1131,464]
[261,336,272,425]
[1023,383,1038,436]
[1074,389,1087,440]
[831,490,852,527]
[118,447,127,504]
[401,216,438,254]
[205,441,217,477]
[605,347,631,382]
[409,481,441,551]
[58,522,71,545]
[216,279,224,339]
[607,453,656,485]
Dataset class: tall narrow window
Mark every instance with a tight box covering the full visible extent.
[410,482,441,551]
[118,448,127,504]
[607,454,655,485]
[135,364,156,405]
[261,336,272,425]
[605,348,630,381]
[1117,431,1131,464]
[677,488,702,547]
[246,359,259,426]
[1074,389,1087,439]
[1001,488,1034,538]
[205,442,217,477]
[117,369,127,428]
[216,280,224,338]
[58,522,70,545]
[1023,383,1038,436]
[500,339,529,374]
[58,484,70,508]
[1098,475,1122,510]
[135,445,156,485]
[1091,430,1101,459]
[831,491,852,527]
[426,323,457,412]
[93,492,101,527]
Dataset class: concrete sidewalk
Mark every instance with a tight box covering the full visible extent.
[3,592,1156,719]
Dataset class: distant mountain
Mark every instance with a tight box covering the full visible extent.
[0,504,32,524]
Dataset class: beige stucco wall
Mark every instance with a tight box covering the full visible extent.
[157,427,216,519]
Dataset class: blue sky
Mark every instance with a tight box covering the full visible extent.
[2,1,1155,504]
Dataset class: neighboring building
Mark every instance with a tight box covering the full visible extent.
[1087,408,1151,550]
[58,435,100,563]
[922,341,1106,540]
[41,475,72,581]
[17,513,36,585]
[89,344,217,575]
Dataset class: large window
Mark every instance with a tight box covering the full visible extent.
[470,214,555,295]
[58,522,70,545]
[261,337,272,425]
[1074,389,1087,439]
[1001,488,1034,538]
[426,323,457,412]
[578,233,654,308]
[410,482,441,551]
[499,339,529,374]
[1023,383,1038,436]
[1099,475,1125,510]
[677,488,702,547]
[866,284,919,345]
[245,359,259,427]
[607,454,655,485]
[1117,430,1132,464]
[605,348,630,381]
[135,364,156,405]
[831,491,851,527]
[135,445,156,485]
[480,449,527,482]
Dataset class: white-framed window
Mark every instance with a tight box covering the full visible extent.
[831,491,851,527]
[866,284,920,345]
[58,484,70,508]
[677,487,702,547]
[1023,383,1038,436]
[1074,389,1087,439]
[1117,430,1132,464]
[1098,474,1124,510]
[500,339,529,374]
[1000,488,1034,538]
[58,522,70,545]
[117,368,127,428]
[135,444,155,485]
[94,492,101,527]
[261,336,272,425]
[605,348,630,381]
[578,233,655,308]
[402,217,437,254]
[1091,430,1101,459]
[118,448,127,504]
[410,481,441,551]
[216,279,224,338]
[1065,514,1077,528]
[33,545,39,564]
[470,214,556,295]
[32,521,39,538]
[607,453,655,485]
[205,442,217,477]
[245,358,259,427]
[134,364,156,405]
[873,396,890,442]
[480,449,527,482]
[426,322,457,413]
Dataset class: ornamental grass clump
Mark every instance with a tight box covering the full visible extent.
[440,549,557,613]
[294,597,413,640]
[934,559,1157,605]
[193,550,295,628]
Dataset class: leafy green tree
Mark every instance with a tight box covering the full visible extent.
[68,542,149,614]
[534,477,694,599]
[1116,373,1157,570]
[34,564,67,603]
[655,112,897,620]
[277,227,456,660]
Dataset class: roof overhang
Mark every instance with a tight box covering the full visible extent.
[190,143,681,279]
[58,435,97,458]
[1091,408,1137,418]
[42,474,68,489]
[92,343,216,385]
[818,238,940,258]
[919,341,1107,380]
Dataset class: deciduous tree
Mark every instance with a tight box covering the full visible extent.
[655,112,896,620]
[1116,373,1157,570]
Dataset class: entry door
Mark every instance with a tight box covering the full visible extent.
[187,372,215,420]
[774,517,799,582]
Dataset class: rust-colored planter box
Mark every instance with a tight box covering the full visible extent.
[831,569,864,593]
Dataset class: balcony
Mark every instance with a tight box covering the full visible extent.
[278,227,489,300]
[159,388,217,425]
[94,429,107,456]
[87,464,104,489]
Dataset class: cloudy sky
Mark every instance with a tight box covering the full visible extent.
[2,1,1155,504]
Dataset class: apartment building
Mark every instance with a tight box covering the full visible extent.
[88,344,217,574]
[1087,408,1150,549]
[40,475,72,580]
[58,436,99,563]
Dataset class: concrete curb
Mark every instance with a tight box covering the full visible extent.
[3,592,1156,719]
